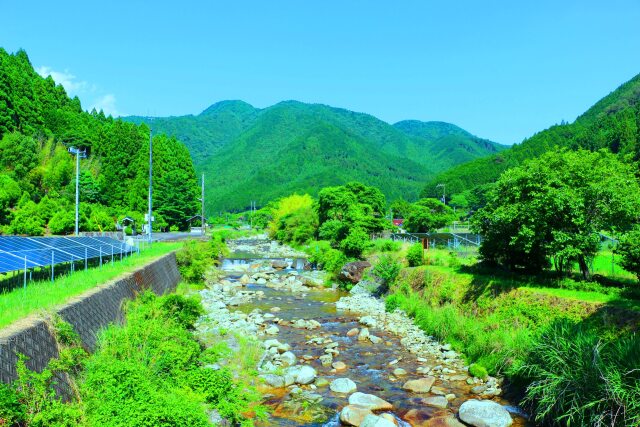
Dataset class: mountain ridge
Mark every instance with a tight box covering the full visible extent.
[123,100,505,211]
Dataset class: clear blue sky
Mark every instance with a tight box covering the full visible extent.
[2,1,639,144]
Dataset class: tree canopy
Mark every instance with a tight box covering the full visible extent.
[473,150,640,278]
[0,48,199,235]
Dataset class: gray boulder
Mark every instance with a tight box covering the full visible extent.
[330,377,358,394]
[360,415,396,427]
[458,399,513,427]
[348,392,393,410]
[339,261,372,284]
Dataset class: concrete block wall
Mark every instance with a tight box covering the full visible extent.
[0,251,181,385]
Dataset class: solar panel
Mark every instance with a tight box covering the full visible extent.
[0,236,135,274]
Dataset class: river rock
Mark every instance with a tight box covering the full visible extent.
[260,374,284,388]
[458,399,513,427]
[285,365,317,385]
[402,376,435,393]
[272,260,289,269]
[420,395,448,409]
[348,392,393,410]
[239,274,251,284]
[330,378,358,394]
[393,368,407,377]
[360,414,397,427]
[404,410,466,427]
[368,335,383,344]
[347,328,359,337]
[332,361,347,371]
[359,315,377,328]
[319,354,333,366]
[315,377,330,387]
[279,351,297,366]
[358,328,370,341]
[340,405,373,426]
[265,325,279,335]
[339,261,372,284]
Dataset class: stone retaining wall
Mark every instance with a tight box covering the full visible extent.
[0,252,181,385]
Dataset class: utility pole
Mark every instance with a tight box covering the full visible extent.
[68,147,86,236]
[201,173,205,236]
[147,129,153,243]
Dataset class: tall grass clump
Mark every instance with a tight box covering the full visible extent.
[385,285,534,374]
[517,320,640,426]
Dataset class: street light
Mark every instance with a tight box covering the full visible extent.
[436,183,446,205]
[68,147,86,236]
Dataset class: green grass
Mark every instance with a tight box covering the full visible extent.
[0,242,181,330]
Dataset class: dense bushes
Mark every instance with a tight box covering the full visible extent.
[307,240,348,276]
[176,238,226,283]
[4,293,263,426]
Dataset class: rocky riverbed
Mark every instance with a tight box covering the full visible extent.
[195,237,529,427]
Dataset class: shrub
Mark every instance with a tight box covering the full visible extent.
[176,240,216,283]
[616,227,640,281]
[468,363,488,380]
[0,383,25,425]
[307,240,348,276]
[373,255,402,285]
[160,294,204,330]
[406,243,424,267]
[340,227,372,258]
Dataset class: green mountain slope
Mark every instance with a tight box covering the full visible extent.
[393,120,507,169]
[421,72,640,201]
[124,101,504,211]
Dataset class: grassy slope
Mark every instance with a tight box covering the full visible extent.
[373,246,640,374]
[0,242,180,329]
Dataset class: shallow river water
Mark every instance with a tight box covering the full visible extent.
[217,253,531,427]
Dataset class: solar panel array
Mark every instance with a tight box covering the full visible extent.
[0,236,134,274]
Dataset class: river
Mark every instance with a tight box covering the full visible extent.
[196,237,530,427]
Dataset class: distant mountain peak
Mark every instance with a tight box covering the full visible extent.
[200,100,257,116]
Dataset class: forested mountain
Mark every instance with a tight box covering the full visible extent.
[125,101,504,211]
[421,73,640,205]
[0,48,199,235]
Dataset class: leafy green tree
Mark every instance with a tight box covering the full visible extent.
[0,133,38,179]
[474,150,640,278]
[0,174,21,224]
[48,210,75,235]
[404,198,456,233]
[389,198,413,219]
[8,200,45,236]
[316,182,386,255]
[617,226,640,281]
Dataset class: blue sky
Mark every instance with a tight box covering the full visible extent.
[2,1,639,144]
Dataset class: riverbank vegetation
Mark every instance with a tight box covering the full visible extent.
[0,239,264,426]
[0,292,263,426]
